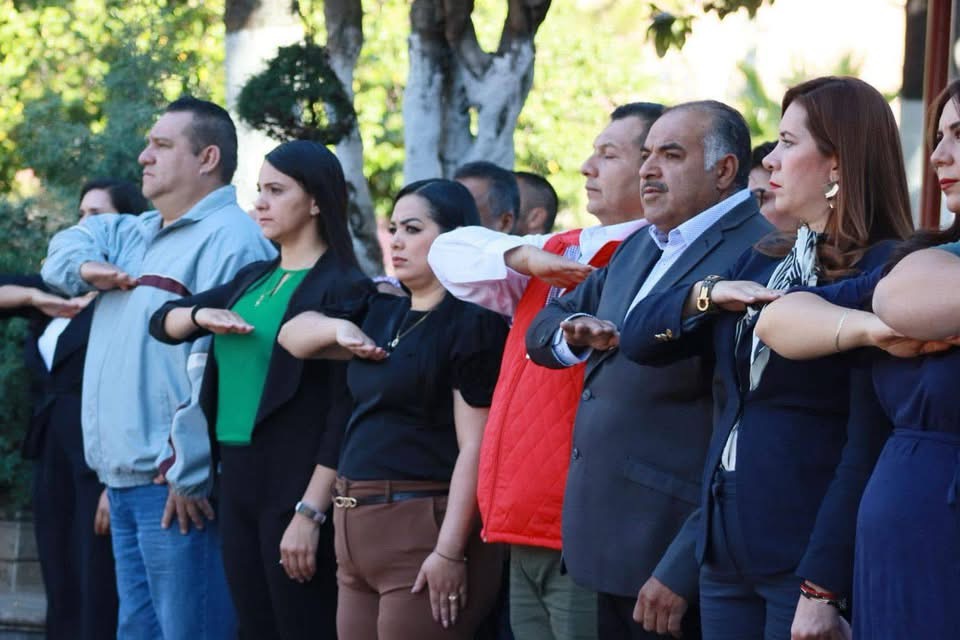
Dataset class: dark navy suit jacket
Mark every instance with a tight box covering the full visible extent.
[620,243,895,596]
[525,195,772,601]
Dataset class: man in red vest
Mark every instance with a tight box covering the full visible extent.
[428,102,664,640]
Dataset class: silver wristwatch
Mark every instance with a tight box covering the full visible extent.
[294,500,327,525]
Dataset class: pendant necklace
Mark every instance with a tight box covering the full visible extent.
[255,271,293,307]
[388,308,435,350]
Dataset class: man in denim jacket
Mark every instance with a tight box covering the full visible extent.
[42,97,275,639]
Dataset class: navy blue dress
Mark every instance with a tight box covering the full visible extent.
[807,267,960,639]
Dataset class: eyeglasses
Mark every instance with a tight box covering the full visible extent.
[751,188,767,207]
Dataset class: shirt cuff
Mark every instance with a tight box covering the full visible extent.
[551,313,594,366]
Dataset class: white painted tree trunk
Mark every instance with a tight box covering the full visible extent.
[403,32,538,182]
[403,33,447,181]
[327,17,384,275]
[224,1,302,210]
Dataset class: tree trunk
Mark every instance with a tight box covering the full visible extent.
[403,0,550,182]
[224,0,303,209]
[325,0,384,275]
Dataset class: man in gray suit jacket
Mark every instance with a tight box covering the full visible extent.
[526,101,773,639]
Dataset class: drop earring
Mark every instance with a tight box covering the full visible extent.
[824,180,839,209]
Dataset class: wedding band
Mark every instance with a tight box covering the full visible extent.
[448,594,459,601]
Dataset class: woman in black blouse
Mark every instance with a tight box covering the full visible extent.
[149,141,372,639]
[279,179,508,640]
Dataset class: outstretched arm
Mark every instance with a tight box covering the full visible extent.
[873,248,960,340]
[278,311,386,361]
[756,293,887,359]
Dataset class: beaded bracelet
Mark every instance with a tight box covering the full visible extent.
[800,581,847,612]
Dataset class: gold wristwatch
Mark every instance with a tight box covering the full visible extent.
[695,275,725,313]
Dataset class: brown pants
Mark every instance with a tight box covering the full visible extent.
[333,477,503,640]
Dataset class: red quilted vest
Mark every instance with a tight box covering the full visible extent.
[476,229,621,549]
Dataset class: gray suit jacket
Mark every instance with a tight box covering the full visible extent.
[526,196,772,600]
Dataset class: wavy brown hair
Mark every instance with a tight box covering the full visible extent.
[755,77,914,280]
[887,79,960,268]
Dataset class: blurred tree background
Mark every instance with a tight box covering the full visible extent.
[2,0,887,510]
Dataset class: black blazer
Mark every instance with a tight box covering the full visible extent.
[620,242,895,597]
[525,196,772,600]
[149,254,374,478]
[0,274,92,460]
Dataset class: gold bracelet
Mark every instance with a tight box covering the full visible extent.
[834,311,849,353]
[433,549,467,563]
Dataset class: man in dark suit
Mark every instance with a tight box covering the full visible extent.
[526,100,773,639]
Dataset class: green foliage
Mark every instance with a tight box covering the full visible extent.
[736,57,781,143]
[0,0,225,193]
[735,51,871,148]
[646,0,774,57]
[647,10,695,57]
[236,43,356,145]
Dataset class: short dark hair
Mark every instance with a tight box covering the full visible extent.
[610,102,666,149]
[394,179,481,232]
[751,141,776,169]
[165,96,238,184]
[453,161,520,222]
[669,100,752,190]
[514,171,559,233]
[265,140,359,268]
[79,178,149,215]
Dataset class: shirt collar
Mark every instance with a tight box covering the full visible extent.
[139,185,239,234]
[579,218,648,261]
[648,188,751,251]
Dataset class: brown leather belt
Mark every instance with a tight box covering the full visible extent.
[332,489,448,509]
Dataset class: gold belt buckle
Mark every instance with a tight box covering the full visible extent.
[333,496,358,509]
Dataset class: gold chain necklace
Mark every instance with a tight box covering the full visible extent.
[388,308,435,350]
[255,271,293,307]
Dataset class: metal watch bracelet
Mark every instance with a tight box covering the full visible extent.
[294,500,327,525]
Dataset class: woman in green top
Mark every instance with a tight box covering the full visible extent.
[149,140,373,639]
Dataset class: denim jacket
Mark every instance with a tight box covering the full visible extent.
[41,186,276,496]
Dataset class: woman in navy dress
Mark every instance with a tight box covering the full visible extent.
[621,77,914,640]
[756,79,960,639]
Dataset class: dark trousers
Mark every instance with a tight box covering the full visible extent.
[699,470,799,640]
[32,416,117,640]
[598,591,701,640]
[219,444,337,640]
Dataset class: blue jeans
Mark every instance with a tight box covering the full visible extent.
[108,484,236,640]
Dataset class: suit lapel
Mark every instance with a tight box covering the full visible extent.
[583,230,661,380]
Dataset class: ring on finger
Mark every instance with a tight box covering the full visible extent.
[448,594,459,601]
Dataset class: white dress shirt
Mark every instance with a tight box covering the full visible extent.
[37,317,70,371]
[427,220,648,317]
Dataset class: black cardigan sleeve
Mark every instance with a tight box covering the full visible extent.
[148,260,273,345]
[0,274,49,321]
